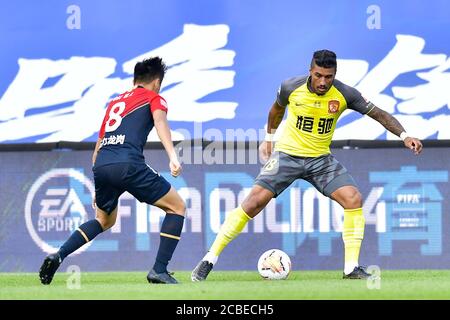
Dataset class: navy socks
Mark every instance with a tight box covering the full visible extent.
[153,213,185,273]
[58,219,103,260]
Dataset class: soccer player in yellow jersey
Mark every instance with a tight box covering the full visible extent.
[191,50,423,281]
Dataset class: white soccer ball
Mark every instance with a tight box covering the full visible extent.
[257,249,291,280]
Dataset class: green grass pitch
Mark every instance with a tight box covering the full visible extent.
[1,270,449,300]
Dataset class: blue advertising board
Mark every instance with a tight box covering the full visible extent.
[0,146,448,272]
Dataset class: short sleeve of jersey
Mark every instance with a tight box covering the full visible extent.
[150,95,168,114]
[334,80,375,115]
[276,76,309,107]
[276,81,290,107]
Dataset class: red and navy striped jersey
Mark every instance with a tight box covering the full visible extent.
[94,86,168,167]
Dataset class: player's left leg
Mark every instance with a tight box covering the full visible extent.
[306,154,371,279]
[149,187,186,284]
[192,151,300,282]
[330,186,371,279]
[59,206,117,260]
[125,162,185,284]
[191,185,274,282]
[39,162,124,285]
[39,206,117,285]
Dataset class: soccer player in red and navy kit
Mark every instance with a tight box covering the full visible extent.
[39,57,186,284]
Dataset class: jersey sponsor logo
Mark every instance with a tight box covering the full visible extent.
[328,100,340,114]
[25,169,95,254]
[295,115,314,133]
[100,134,126,147]
[318,118,334,134]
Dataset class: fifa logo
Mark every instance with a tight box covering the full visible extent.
[25,169,95,254]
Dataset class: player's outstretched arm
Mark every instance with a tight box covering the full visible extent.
[153,109,182,177]
[367,106,423,155]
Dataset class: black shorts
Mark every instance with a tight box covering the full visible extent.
[93,162,171,214]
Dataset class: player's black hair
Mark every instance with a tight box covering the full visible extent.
[133,57,167,84]
[310,50,337,69]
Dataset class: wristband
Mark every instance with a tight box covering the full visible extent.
[400,132,409,141]
[265,133,274,142]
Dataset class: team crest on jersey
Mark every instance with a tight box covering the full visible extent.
[328,100,340,113]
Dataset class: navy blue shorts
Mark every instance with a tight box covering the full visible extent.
[93,162,171,214]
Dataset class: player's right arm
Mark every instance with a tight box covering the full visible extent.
[260,101,286,161]
[93,104,111,167]
[92,138,102,166]
[90,137,103,210]
[153,109,181,177]
[338,81,423,156]
[260,80,291,161]
[91,108,109,209]
[367,106,423,155]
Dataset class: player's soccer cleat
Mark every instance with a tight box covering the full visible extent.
[191,260,213,282]
[342,266,372,279]
[39,252,62,285]
[147,268,178,284]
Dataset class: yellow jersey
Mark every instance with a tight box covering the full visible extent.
[274,76,375,157]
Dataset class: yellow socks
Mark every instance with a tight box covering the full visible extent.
[204,206,251,264]
[342,207,365,274]
[205,206,365,273]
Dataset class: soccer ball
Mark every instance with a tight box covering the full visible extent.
[257,249,291,280]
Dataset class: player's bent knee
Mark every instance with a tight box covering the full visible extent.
[345,190,362,209]
[96,217,115,231]
[98,214,117,230]
[174,201,186,215]
[164,200,186,215]
[95,207,117,230]
[332,186,363,209]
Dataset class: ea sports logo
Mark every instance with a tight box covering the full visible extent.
[25,169,95,254]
